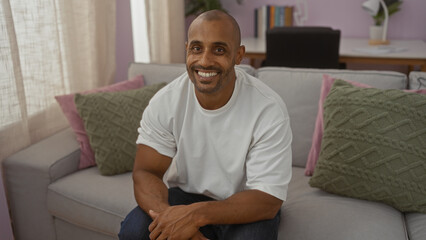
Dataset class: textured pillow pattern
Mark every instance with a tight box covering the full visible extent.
[305,75,426,176]
[309,80,426,213]
[305,75,370,175]
[55,75,144,169]
[75,83,167,175]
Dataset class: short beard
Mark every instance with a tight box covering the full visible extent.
[187,63,235,94]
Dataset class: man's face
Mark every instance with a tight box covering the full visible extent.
[186,19,244,95]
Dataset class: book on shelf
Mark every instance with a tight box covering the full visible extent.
[254,5,293,39]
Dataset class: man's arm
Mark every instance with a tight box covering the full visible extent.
[133,144,208,240]
[193,189,282,225]
[132,144,172,214]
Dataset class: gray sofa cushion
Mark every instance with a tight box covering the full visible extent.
[406,213,426,240]
[47,165,409,240]
[128,63,186,86]
[409,71,426,90]
[55,218,116,240]
[282,167,408,240]
[47,168,135,237]
[256,67,407,167]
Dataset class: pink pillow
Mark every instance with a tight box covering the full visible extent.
[305,75,426,176]
[55,75,144,169]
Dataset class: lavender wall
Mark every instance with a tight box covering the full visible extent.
[116,0,426,82]
[222,0,426,40]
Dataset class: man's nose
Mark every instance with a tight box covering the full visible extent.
[199,51,213,67]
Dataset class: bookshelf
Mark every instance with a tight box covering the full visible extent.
[254,5,294,38]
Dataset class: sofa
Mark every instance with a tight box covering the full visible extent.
[3,62,426,240]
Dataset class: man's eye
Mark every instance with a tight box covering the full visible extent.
[215,47,225,54]
[191,46,201,53]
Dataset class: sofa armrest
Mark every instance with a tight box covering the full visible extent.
[3,128,80,240]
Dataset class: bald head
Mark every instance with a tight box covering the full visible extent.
[185,9,246,104]
[188,10,241,48]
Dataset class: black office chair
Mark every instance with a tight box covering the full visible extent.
[262,26,341,69]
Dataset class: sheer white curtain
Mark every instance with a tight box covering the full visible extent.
[0,0,116,162]
[131,0,185,63]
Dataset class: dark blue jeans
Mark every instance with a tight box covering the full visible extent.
[118,187,280,240]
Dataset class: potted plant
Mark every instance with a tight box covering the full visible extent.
[185,0,225,17]
[369,0,403,41]
[372,0,402,26]
[185,0,244,17]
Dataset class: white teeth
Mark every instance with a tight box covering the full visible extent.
[198,71,217,78]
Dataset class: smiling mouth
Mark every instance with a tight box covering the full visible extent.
[197,70,218,78]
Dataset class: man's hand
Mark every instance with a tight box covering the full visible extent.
[148,206,208,240]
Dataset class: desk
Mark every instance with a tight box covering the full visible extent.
[242,37,426,71]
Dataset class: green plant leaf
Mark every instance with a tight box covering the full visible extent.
[185,0,203,16]
[185,0,226,17]
[371,1,402,26]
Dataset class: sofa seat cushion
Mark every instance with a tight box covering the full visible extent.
[406,213,426,240]
[47,167,136,237]
[280,167,408,240]
[55,218,116,240]
[47,165,410,240]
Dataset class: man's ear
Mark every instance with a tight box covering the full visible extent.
[235,45,246,65]
[185,42,188,51]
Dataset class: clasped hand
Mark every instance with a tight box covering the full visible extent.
[148,205,208,240]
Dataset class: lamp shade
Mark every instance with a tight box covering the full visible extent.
[362,0,380,16]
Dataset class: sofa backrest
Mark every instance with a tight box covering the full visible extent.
[128,62,187,85]
[409,71,426,90]
[256,67,407,167]
[128,62,407,168]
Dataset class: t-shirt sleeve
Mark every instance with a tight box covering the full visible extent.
[136,103,176,158]
[244,117,292,201]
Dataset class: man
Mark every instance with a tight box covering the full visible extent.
[119,10,292,240]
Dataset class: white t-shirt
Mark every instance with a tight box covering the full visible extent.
[136,68,292,201]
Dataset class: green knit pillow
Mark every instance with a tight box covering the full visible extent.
[75,83,166,175]
[309,79,426,213]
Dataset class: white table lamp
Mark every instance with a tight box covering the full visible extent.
[362,0,389,45]
[294,0,308,26]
